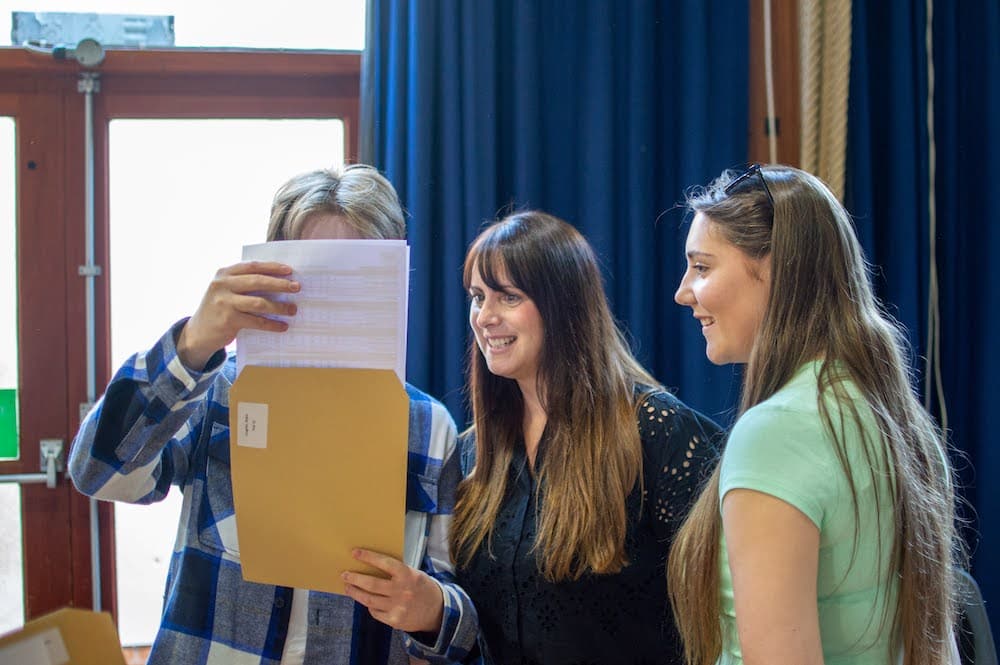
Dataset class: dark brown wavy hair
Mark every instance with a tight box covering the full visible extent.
[449,210,660,581]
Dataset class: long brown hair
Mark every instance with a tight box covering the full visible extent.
[667,166,961,664]
[449,211,660,581]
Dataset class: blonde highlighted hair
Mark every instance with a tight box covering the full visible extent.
[667,166,962,665]
[267,163,405,241]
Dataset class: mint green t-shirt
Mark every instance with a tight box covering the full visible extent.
[717,361,898,665]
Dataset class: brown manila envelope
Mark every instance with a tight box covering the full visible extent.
[229,366,408,595]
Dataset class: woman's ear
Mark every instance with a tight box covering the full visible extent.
[745,253,771,283]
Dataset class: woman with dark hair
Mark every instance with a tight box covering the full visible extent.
[668,165,961,665]
[449,210,720,664]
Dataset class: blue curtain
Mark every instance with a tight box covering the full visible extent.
[363,0,749,427]
[365,0,999,638]
[846,0,1000,627]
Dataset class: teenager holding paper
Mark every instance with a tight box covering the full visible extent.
[69,164,477,665]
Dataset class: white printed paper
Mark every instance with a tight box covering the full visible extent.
[236,239,409,383]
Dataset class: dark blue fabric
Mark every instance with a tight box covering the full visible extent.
[846,0,1000,629]
[365,0,999,643]
[363,0,749,426]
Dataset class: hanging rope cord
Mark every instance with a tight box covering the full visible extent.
[799,0,820,174]
[798,0,851,199]
[923,0,948,435]
[763,0,778,164]
[786,0,945,430]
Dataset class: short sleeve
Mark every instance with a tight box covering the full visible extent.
[719,402,838,529]
[639,391,722,539]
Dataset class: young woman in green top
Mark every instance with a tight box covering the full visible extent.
[668,165,962,664]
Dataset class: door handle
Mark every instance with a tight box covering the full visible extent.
[0,438,64,489]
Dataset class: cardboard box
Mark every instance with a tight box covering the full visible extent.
[0,607,126,665]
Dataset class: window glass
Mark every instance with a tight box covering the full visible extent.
[109,117,344,646]
[0,116,24,635]
[4,0,365,50]
[0,117,15,461]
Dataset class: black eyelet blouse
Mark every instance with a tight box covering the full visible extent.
[455,391,721,665]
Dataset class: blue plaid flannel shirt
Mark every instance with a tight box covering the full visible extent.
[68,320,478,664]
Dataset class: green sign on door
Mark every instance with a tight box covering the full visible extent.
[0,388,17,459]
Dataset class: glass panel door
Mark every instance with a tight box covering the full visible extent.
[0,116,17,460]
[108,117,344,646]
[0,116,24,634]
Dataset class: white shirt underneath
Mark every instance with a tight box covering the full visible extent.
[277,513,427,664]
[280,588,310,665]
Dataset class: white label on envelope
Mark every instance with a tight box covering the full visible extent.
[237,402,269,448]
[0,627,69,665]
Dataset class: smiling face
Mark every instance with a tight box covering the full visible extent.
[674,212,771,365]
[468,261,545,391]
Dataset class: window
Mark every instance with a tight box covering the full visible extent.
[109,117,346,646]
[0,6,363,652]
[3,1,365,50]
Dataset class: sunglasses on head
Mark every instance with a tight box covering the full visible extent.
[724,163,775,210]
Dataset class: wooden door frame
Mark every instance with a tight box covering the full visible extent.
[0,47,360,622]
[0,77,101,620]
[748,0,801,166]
